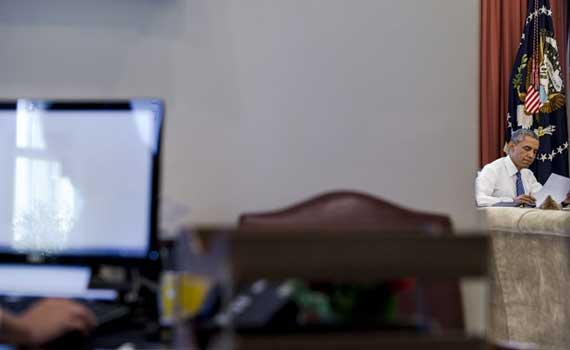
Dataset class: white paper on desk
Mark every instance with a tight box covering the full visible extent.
[533,173,570,206]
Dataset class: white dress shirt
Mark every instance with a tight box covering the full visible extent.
[475,156,542,207]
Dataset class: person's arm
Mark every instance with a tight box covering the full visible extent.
[0,299,96,345]
[475,168,514,207]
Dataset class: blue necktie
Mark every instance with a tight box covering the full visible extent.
[516,172,525,196]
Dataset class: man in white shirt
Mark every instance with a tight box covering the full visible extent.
[476,129,570,207]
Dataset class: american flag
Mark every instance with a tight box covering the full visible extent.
[524,85,541,114]
[506,0,569,184]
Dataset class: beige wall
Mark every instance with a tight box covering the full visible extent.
[0,0,480,230]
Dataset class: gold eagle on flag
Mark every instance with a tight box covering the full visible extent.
[514,33,565,117]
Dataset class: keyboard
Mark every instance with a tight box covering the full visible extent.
[0,296,131,326]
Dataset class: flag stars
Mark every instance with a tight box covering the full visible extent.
[535,142,567,162]
[525,9,542,24]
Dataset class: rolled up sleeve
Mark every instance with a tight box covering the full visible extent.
[475,168,514,207]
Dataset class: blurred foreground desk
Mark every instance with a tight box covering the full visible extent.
[177,228,490,350]
[482,207,570,350]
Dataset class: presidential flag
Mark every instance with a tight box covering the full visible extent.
[507,0,569,184]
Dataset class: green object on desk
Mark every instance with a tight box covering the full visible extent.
[289,280,399,326]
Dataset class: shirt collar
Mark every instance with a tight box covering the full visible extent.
[505,155,519,176]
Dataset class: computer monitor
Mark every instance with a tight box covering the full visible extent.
[0,99,163,266]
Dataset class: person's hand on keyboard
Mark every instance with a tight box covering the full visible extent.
[0,298,97,345]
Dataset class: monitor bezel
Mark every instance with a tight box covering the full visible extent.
[0,99,164,268]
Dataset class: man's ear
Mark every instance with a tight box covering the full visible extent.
[505,142,514,155]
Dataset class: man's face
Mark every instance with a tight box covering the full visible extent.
[508,136,539,169]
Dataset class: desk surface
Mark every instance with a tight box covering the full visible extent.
[479,207,570,235]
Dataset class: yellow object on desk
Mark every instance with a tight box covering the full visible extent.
[178,273,212,319]
[160,272,212,325]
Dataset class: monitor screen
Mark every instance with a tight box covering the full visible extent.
[0,99,163,263]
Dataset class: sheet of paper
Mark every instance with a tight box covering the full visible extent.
[534,173,570,207]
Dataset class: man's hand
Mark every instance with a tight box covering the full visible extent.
[514,194,536,206]
[1,299,97,345]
